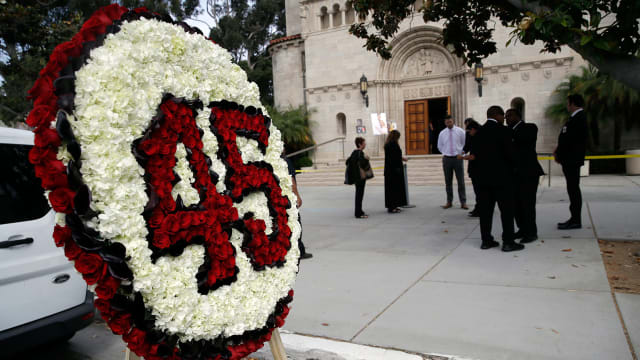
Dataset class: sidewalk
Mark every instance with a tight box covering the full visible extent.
[270,175,640,360]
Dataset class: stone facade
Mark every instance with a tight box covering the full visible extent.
[269,0,588,162]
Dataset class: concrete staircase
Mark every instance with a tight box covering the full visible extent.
[296,155,472,186]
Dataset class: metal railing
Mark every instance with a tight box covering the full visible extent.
[286,136,346,168]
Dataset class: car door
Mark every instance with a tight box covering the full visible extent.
[0,131,87,332]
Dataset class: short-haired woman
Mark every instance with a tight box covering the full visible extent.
[346,137,371,218]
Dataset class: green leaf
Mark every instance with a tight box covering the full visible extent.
[580,34,592,46]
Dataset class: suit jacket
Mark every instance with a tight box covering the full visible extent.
[471,120,515,184]
[345,149,369,184]
[512,122,544,178]
[463,132,477,178]
[556,110,587,166]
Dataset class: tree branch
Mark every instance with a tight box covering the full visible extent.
[567,41,640,90]
[503,0,551,14]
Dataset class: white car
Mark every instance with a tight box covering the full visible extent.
[0,127,94,356]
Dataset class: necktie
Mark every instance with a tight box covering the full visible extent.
[449,128,454,155]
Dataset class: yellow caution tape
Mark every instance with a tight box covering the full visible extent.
[295,155,640,173]
[538,154,640,161]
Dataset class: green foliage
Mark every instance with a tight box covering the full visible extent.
[348,0,640,89]
[266,105,315,153]
[208,0,285,106]
[546,66,640,152]
[0,0,201,125]
[294,156,313,168]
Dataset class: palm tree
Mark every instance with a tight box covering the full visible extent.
[266,105,315,153]
[546,65,640,152]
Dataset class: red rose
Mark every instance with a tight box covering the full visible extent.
[124,328,150,356]
[34,127,61,148]
[28,145,57,166]
[79,15,110,42]
[36,163,68,189]
[49,187,75,213]
[83,262,107,285]
[95,276,120,300]
[75,253,104,275]
[64,238,82,260]
[27,74,54,101]
[133,7,150,14]
[100,3,128,21]
[108,312,132,335]
[140,139,160,155]
[53,225,72,247]
[152,231,171,249]
[94,298,114,320]
[53,37,83,58]
[148,209,165,228]
[26,105,56,128]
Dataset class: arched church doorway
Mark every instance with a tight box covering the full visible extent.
[404,97,449,155]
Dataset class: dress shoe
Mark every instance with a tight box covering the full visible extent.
[481,240,500,250]
[502,242,525,252]
[557,219,572,226]
[468,211,479,218]
[461,203,469,210]
[441,203,452,209]
[520,235,538,244]
[300,253,313,260]
[513,230,524,239]
[558,222,581,230]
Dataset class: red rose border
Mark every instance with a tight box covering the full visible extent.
[27,5,295,359]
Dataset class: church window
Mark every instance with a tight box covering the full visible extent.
[337,113,347,136]
[345,1,355,24]
[510,97,526,121]
[332,4,342,27]
[320,6,330,30]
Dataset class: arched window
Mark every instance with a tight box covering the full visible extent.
[332,4,342,27]
[337,112,347,136]
[345,1,355,24]
[320,7,329,30]
[510,97,526,122]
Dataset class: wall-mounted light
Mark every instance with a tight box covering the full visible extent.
[474,62,483,97]
[359,74,369,107]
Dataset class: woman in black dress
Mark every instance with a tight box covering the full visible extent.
[384,130,408,213]
[346,137,371,218]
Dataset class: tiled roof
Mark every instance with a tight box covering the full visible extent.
[269,34,302,46]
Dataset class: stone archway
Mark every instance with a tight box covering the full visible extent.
[376,26,467,155]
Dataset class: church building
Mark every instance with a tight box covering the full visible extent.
[269,0,587,162]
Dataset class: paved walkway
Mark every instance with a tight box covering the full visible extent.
[276,175,640,360]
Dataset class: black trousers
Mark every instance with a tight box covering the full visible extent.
[471,176,479,212]
[562,164,582,224]
[514,177,540,237]
[477,182,515,244]
[297,214,307,255]
[355,181,366,217]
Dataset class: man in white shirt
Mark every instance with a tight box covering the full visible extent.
[437,115,467,209]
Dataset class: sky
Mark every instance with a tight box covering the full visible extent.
[184,0,216,37]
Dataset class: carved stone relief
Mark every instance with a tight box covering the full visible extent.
[543,69,552,79]
[401,49,451,78]
[521,72,530,81]
[402,84,452,100]
[345,92,351,100]
[501,74,509,83]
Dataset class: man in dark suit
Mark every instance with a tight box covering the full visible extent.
[462,118,480,217]
[506,109,544,243]
[554,94,587,230]
[471,106,524,252]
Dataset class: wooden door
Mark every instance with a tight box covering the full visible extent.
[404,99,429,155]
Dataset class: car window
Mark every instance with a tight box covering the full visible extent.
[0,144,50,225]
